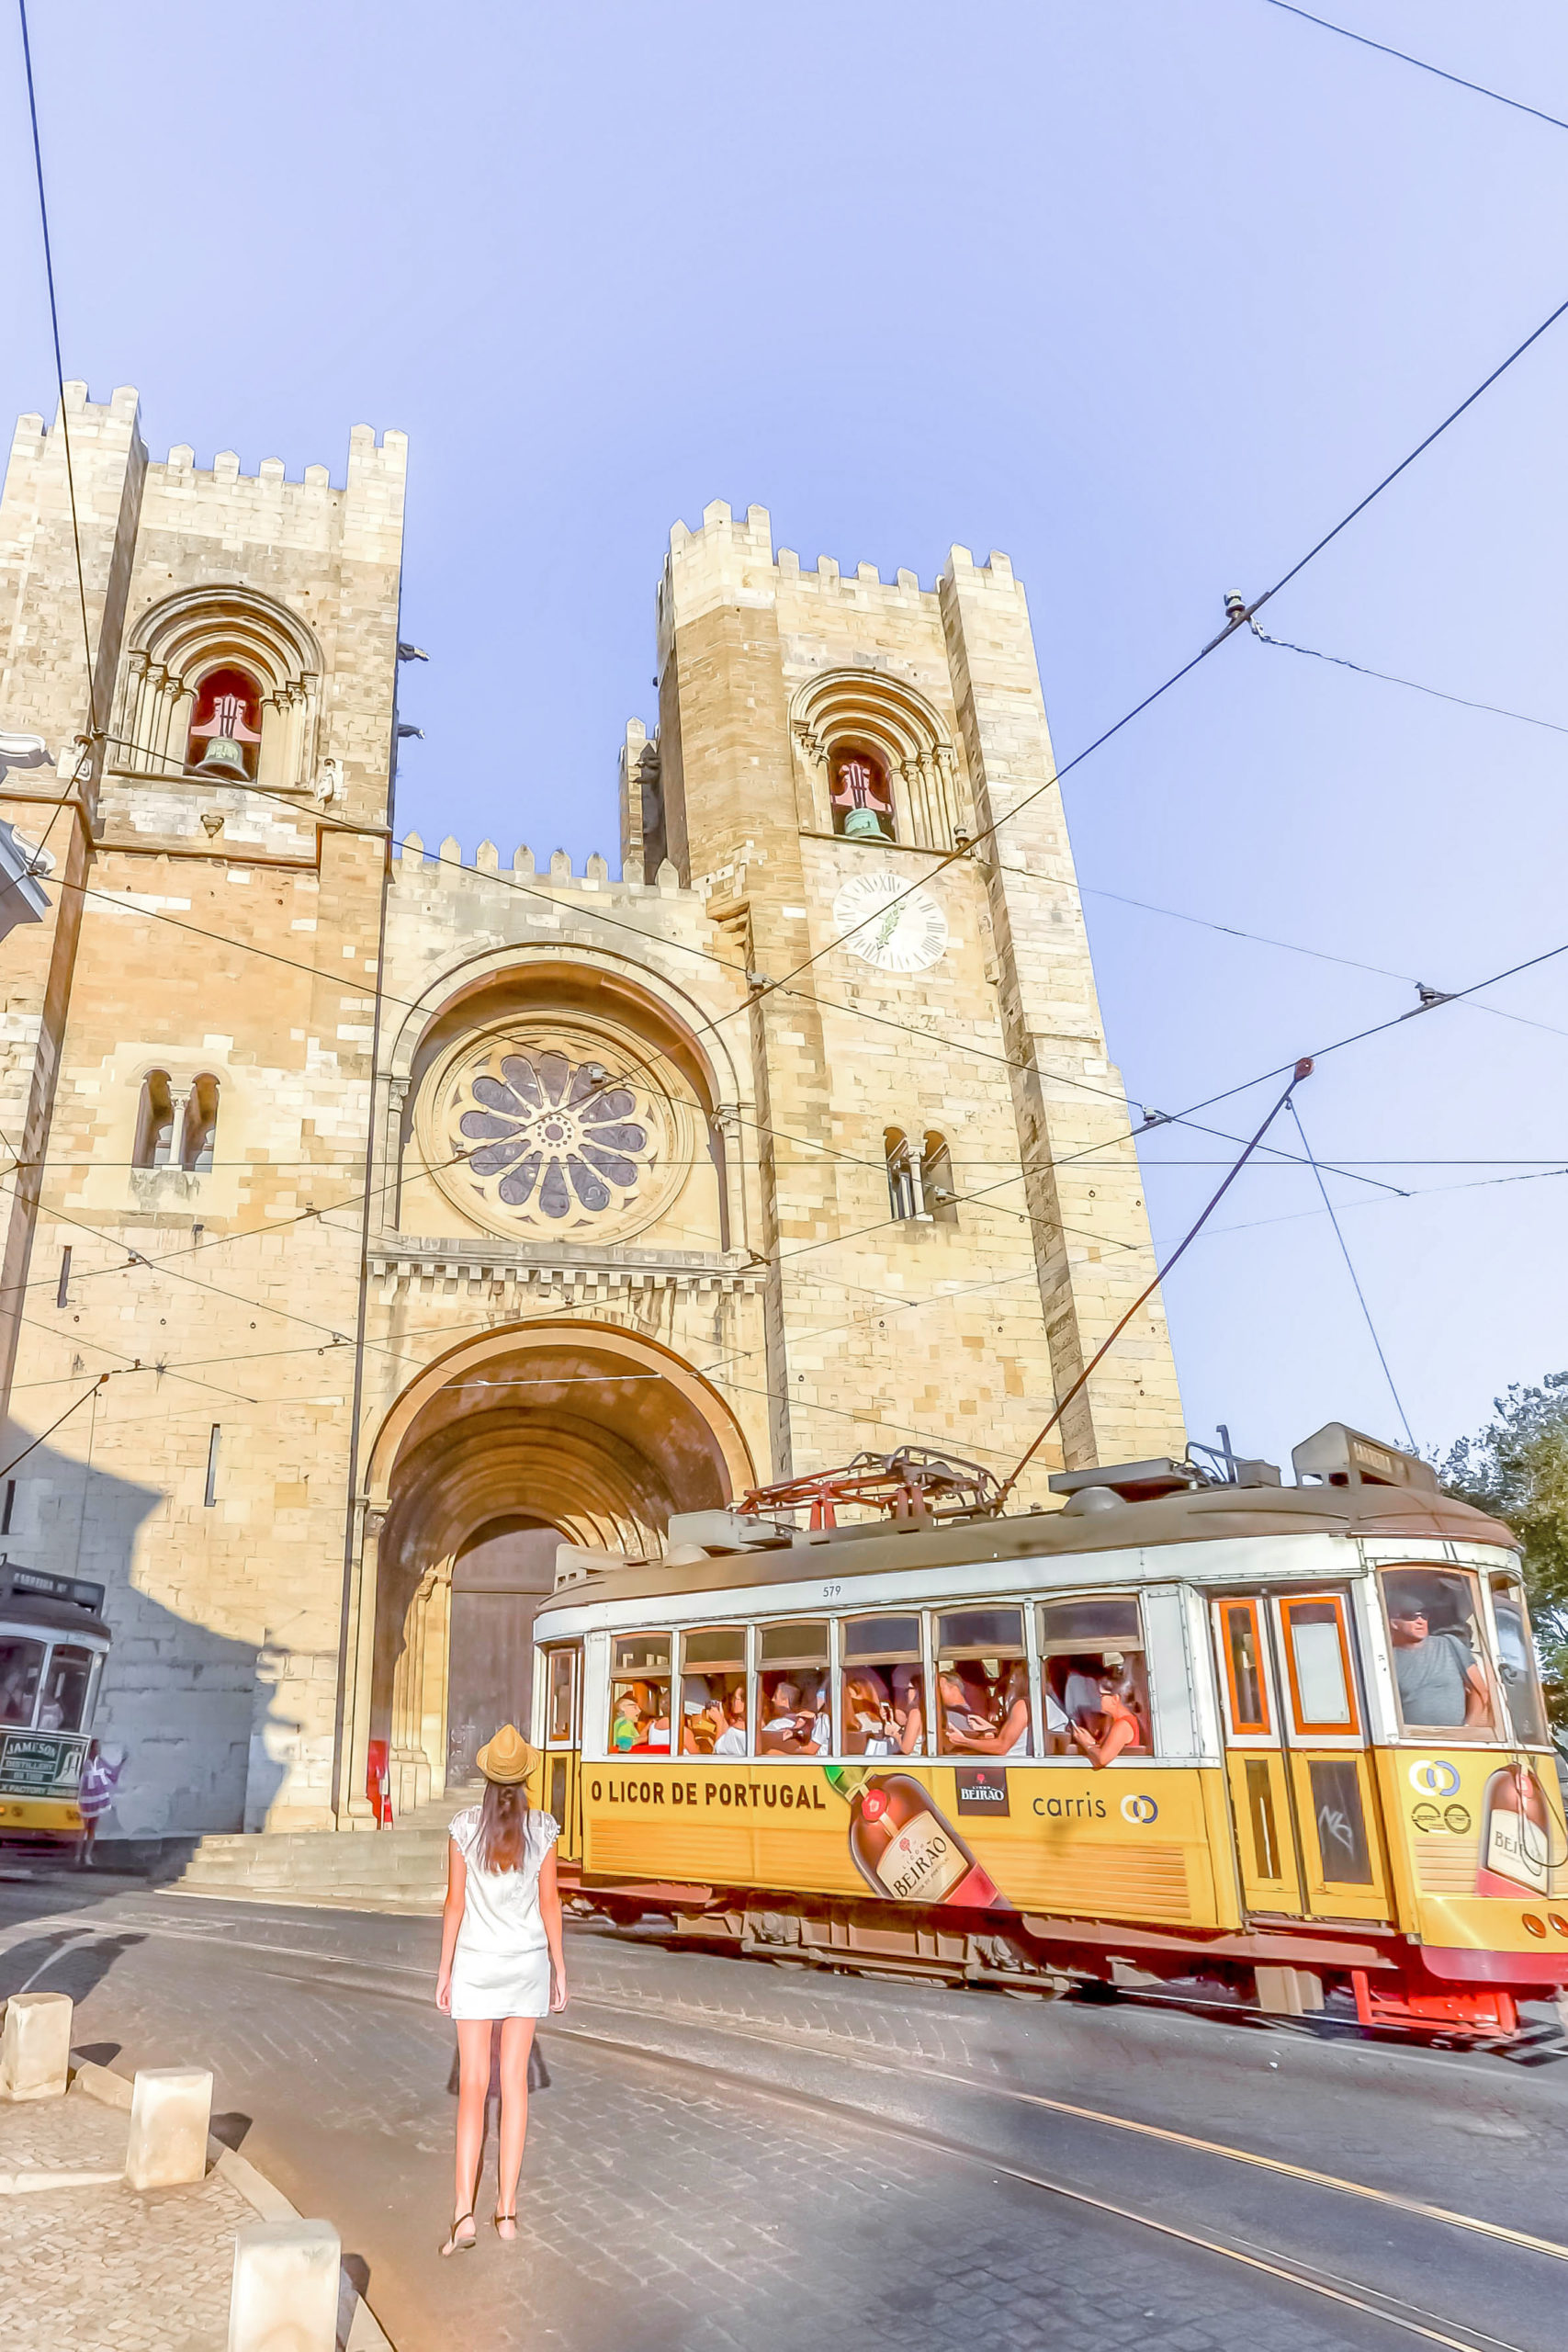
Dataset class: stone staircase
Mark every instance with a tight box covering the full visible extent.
[170,1789,479,1912]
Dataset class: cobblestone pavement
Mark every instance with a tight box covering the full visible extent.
[1,1874,1564,2352]
[0,2084,252,2352]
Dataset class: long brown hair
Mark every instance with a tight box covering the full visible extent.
[476,1779,531,1873]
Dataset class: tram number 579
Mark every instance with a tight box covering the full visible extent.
[821,1582,842,1601]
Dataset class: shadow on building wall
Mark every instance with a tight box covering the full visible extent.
[0,1432,292,1837]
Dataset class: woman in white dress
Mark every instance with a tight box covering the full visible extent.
[435,1724,568,2255]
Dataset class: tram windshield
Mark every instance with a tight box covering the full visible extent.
[0,1636,44,1727]
[36,1645,95,1733]
[1488,1573,1550,1746]
[1379,1566,1499,1737]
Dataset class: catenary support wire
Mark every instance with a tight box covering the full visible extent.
[1287,1098,1417,1450]
[998,1059,1315,1503]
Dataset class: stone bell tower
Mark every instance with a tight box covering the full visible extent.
[637,501,1185,1477]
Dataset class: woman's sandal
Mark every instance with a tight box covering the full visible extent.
[440,2211,478,2257]
[492,2208,518,2243]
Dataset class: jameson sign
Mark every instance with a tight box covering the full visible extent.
[0,1734,78,1791]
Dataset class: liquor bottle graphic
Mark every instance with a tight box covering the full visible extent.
[826,1766,1006,1909]
[1476,1764,1554,1897]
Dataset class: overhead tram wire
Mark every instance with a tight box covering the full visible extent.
[1252,0,1568,136]
[1286,1099,1416,1449]
[694,286,1568,1033]
[997,1058,1318,1504]
[1074,871,1568,1046]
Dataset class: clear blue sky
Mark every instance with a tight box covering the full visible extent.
[5,1,1565,1473]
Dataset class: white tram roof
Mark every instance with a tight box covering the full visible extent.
[535,1476,1517,1627]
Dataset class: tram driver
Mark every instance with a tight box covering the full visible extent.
[1382,1572,1493,1731]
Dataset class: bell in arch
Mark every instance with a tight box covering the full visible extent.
[188,669,263,781]
[830,750,894,842]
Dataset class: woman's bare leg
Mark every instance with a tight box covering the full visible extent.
[451,2018,491,2239]
[494,2017,536,2232]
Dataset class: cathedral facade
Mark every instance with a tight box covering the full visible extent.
[0,387,1183,1839]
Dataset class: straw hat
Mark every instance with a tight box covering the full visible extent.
[474,1724,538,1785]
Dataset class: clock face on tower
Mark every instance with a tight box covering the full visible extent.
[831,870,950,975]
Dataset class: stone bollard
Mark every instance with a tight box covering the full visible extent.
[0,1991,73,2100]
[228,2219,341,2352]
[124,2065,213,2189]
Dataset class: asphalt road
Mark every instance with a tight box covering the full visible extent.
[1,1867,1564,2352]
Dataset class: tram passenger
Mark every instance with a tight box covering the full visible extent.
[936,1670,995,1754]
[1070,1657,1148,1768]
[611,1693,641,1752]
[892,1665,925,1755]
[844,1669,898,1755]
[681,1675,715,1754]
[943,1663,1032,1757]
[713,1684,749,1756]
[1383,1575,1492,1730]
[760,1678,817,1754]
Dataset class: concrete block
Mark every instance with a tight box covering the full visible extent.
[125,2065,212,2188]
[0,1991,73,2100]
[228,2218,341,2352]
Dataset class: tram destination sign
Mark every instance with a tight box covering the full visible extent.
[0,1735,79,1790]
[0,1560,105,1614]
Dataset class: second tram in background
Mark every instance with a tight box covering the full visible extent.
[529,1424,1567,2039]
[0,1561,111,1844]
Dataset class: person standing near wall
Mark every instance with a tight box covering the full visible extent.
[74,1741,125,1868]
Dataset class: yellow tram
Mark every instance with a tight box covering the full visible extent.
[528,1425,1567,2038]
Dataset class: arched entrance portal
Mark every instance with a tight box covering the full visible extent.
[363,1322,754,1814]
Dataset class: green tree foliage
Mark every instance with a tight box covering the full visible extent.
[1439,1372,1568,1723]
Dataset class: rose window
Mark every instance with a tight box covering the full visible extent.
[457,1049,653,1221]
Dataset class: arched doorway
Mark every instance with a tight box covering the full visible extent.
[357,1322,754,1814]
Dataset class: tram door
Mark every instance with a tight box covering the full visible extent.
[539,1643,583,1863]
[1211,1593,1392,1924]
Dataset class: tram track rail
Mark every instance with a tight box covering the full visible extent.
[544,2015,1534,2352]
[2,1896,1560,2350]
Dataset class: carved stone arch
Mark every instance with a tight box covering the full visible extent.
[788,667,966,849]
[114,584,326,790]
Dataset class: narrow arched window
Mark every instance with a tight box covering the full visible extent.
[830,746,895,842]
[133,1071,175,1170]
[187,665,263,780]
[921,1132,958,1225]
[886,1128,919,1221]
[182,1075,220,1173]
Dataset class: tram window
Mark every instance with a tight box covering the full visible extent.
[1037,1597,1150,1762]
[37,1645,94,1734]
[681,1627,747,1756]
[0,1637,43,1728]
[544,1649,578,1747]
[1280,1599,1359,1736]
[935,1607,1031,1758]
[1490,1575,1549,1747]
[1379,1567,1497,1738]
[759,1621,829,1756]
[1219,1600,1270,1735]
[841,1615,922,1757]
[608,1633,672,1756]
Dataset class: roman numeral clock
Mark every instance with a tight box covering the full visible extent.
[830,869,950,976]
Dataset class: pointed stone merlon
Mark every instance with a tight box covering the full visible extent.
[228,2219,342,2352]
[125,2065,212,2189]
[0,1991,72,2101]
